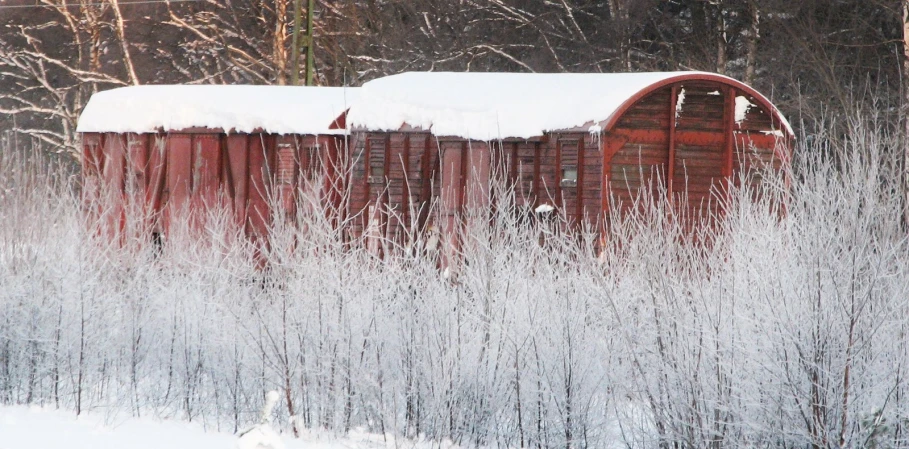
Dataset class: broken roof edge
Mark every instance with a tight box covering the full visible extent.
[598,72,795,137]
[76,84,360,136]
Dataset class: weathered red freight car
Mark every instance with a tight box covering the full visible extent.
[78,85,358,240]
[341,71,792,249]
[79,72,791,258]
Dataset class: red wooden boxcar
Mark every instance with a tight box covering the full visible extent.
[341,72,792,249]
[78,85,358,240]
[79,73,791,256]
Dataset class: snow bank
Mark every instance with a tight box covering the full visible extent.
[237,425,285,449]
[0,406,461,449]
[77,85,359,135]
[237,391,285,449]
[347,71,792,140]
[0,401,654,449]
[535,203,555,214]
[0,405,236,449]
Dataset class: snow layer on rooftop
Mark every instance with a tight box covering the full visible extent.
[347,71,792,140]
[77,85,359,135]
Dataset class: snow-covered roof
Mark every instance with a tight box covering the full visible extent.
[347,71,792,140]
[77,85,359,135]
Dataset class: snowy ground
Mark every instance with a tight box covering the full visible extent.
[0,404,650,449]
[0,406,453,449]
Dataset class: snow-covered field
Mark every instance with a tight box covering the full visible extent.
[0,405,455,449]
[0,405,236,449]
[0,404,652,449]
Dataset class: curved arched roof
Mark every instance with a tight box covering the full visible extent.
[346,71,792,141]
[77,85,359,135]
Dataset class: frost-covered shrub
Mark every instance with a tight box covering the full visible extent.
[0,121,907,449]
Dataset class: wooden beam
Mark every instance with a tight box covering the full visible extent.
[321,136,343,227]
[166,134,191,205]
[459,141,468,214]
[668,85,679,199]
[576,136,585,227]
[220,134,235,204]
[126,133,150,194]
[225,134,249,230]
[533,142,541,205]
[418,134,432,231]
[195,134,222,211]
[247,134,272,238]
[723,87,736,188]
[613,128,725,146]
[402,133,412,227]
[600,133,629,218]
[364,135,373,207]
[382,133,392,242]
[510,142,518,191]
[554,136,562,209]
[148,135,168,225]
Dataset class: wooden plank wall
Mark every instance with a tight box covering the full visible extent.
[608,86,673,216]
[83,81,787,250]
[673,82,727,218]
[347,130,605,247]
[82,131,330,239]
[547,133,602,226]
[603,81,787,224]
[502,141,544,207]
[732,92,787,191]
[348,132,439,244]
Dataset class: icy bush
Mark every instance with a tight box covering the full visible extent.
[0,121,907,449]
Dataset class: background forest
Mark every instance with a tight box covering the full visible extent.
[1,0,908,155]
[4,1,909,449]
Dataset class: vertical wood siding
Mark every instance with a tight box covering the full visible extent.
[82,78,789,253]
